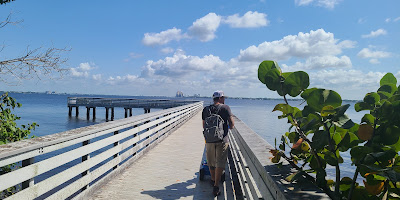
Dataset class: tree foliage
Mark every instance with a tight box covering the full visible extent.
[258,60,400,200]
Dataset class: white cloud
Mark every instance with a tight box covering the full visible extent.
[70,62,95,77]
[161,47,174,54]
[223,11,269,28]
[295,0,342,9]
[395,17,400,22]
[142,27,185,46]
[238,29,355,62]
[188,13,221,42]
[385,18,391,23]
[369,59,380,64]
[357,48,391,58]
[92,74,102,81]
[282,55,352,71]
[358,18,366,24]
[361,29,387,38]
[141,49,225,78]
[106,74,147,85]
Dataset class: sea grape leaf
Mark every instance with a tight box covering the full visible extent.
[283,71,310,97]
[357,124,374,141]
[258,60,280,84]
[312,130,329,150]
[273,104,294,115]
[264,68,282,92]
[333,114,355,129]
[380,72,397,86]
[364,92,380,105]
[350,146,373,164]
[355,102,373,112]
[378,84,397,95]
[335,104,350,116]
[306,89,342,112]
[361,114,375,125]
[321,105,335,117]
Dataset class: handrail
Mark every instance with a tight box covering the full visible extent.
[228,116,330,200]
[67,97,199,109]
[0,101,203,200]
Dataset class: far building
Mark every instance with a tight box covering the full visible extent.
[176,91,184,97]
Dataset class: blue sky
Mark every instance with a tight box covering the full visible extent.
[1,0,399,99]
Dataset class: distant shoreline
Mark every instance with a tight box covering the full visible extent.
[0,90,361,102]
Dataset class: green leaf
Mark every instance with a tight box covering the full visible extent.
[264,68,282,92]
[335,104,350,116]
[361,114,375,125]
[258,60,280,84]
[316,168,327,188]
[364,92,380,105]
[272,104,294,115]
[333,114,355,129]
[350,146,373,164]
[306,89,342,112]
[378,84,397,94]
[283,71,310,97]
[311,130,329,150]
[325,151,338,166]
[378,91,392,100]
[355,102,373,112]
[301,87,318,100]
[380,72,397,86]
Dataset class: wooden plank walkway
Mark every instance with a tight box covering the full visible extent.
[88,111,234,200]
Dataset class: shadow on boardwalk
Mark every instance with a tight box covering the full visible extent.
[141,172,230,200]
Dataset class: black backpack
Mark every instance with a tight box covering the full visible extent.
[203,104,225,143]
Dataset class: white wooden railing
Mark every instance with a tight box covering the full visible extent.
[0,102,203,200]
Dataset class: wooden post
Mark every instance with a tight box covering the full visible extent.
[93,107,96,119]
[81,140,90,191]
[129,108,133,117]
[111,108,115,121]
[86,107,90,119]
[105,107,109,121]
[124,108,128,118]
[76,106,79,116]
[22,157,34,189]
[68,106,72,116]
[113,131,119,170]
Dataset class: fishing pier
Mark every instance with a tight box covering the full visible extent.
[0,99,328,199]
[67,97,198,121]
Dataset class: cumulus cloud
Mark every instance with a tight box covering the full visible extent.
[362,29,387,38]
[357,48,391,64]
[188,13,222,42]
[141,49,225,78]
[395,17,400,22]
[282,55,352,71]
[357,48,391,58]
[295,0,342,9]
[238,29,355,62]
[106,74,148,85]
[70,62,95,78]
[222,11,269,28]
[142,27,185,46]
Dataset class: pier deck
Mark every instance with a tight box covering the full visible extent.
[88,112,233,200]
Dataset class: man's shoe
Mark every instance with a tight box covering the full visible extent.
[210,180,215,186]
[213,186,220,196]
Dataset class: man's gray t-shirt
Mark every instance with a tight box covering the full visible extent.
[202,104,233,142]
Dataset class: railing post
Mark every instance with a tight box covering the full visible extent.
[124,108,128,118]
[81,140,90,191]
[111,108,115,121]
[113,131,119,170]
[129,108,132,116]
[92,107,96,119]
[22,157,34,189]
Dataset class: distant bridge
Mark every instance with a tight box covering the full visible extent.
[0,101,328,200]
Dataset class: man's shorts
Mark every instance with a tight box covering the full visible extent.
[206,142,229,169]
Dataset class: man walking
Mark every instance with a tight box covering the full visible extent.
[202,90,234,196]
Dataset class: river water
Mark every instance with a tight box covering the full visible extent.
[6,92,364,180]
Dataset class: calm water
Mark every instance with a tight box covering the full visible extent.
[7,92,364,180]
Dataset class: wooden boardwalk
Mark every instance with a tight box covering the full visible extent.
[88,112,234,200]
